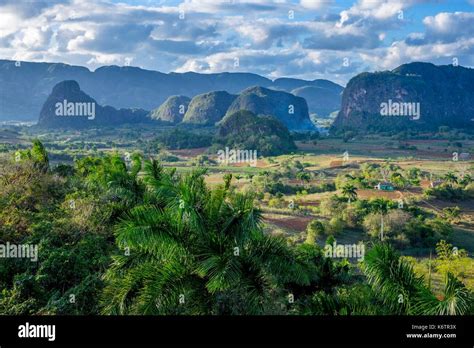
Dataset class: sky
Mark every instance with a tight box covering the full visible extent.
[0,0,473,85]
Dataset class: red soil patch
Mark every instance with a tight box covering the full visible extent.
[409,150,453,159]
[419,180,443,189]
[420,180,431,188]
[358,187,425,201]
[263,215,312,231]
[297,200,321,207]
[417,199,474,213]
[329,160,343,167]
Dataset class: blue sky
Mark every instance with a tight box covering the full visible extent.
[0,0,473,85]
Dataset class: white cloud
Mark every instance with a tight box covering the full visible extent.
[423,12,474,40]
[300,0,331,10]
[0,10,22,37]
[340,0,426,23]
[360,36,474,70]
[0,0,471,84]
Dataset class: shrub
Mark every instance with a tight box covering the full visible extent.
[305,220,325,244]
[363,210,412,239]
[326,217,345,235]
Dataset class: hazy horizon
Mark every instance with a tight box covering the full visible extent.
[3,57,473,90]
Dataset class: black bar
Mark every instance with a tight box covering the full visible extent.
[0,315,472,346]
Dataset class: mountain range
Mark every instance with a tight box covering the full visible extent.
[3,59,473,134]
[0,59,342,122]
[38,81,315,131]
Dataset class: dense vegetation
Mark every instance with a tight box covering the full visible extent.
[215,110,297,156]
[152,128,213,150]
[0,140,472,315]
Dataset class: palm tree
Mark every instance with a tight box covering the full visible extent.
[362,243,473,315]
[414,273,473,315]
[246,174,254,183]
[30,139,49,173]
[441,206,461,223]
[460,173,472,187]
[106,153,144,205]
[344,174,355,181]
[75,153,145,219]
[407,167,421,180]
[444,172,458,185]
[371,198,390,241]
[15,139,49,173]
[101,160,312,315]
[341,183,357,203]
[390,172,407,188]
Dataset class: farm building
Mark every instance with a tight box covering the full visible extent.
[374,182,395,191]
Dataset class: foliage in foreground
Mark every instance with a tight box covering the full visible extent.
[0,141,472,315]
[362,243,473,315]
[101,161,349,314]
